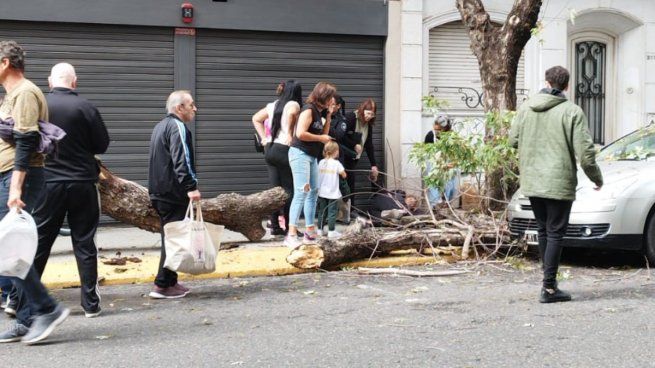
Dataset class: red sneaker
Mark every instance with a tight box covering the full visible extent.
[148,285,187,299]
[173,283,190,293]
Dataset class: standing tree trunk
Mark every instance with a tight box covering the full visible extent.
[456,0,542,209]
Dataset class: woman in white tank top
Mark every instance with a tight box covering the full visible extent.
[251,80,302,234]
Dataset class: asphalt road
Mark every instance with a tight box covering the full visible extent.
[3,249,655,368]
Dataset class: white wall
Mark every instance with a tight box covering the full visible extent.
[386,0,655,189]
[421,0,655,138]
[396,0,425,194]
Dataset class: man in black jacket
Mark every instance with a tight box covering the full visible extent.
[31,62,110,318]
[147,90,200,299]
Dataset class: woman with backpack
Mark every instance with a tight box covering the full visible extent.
[252,81,302,235]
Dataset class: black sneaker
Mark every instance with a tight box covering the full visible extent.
[270,227,286,236]
[22,304,70,345]
[84,307,102,318]
[0,323,28,343]
[539,287,572,303]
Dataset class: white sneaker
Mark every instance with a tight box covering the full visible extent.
[284,235,302,249]
[327,230,342,239]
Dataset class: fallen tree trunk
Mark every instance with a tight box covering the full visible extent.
[97,161,288,241]
[286,222,509,269]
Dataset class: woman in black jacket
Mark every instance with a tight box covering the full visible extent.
[334,98,378,215]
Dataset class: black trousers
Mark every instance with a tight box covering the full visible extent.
[151,200,188,288]
[31,181,101,312]
[343,159,358,208]
[265,143,293,229]
[528,197,573,289]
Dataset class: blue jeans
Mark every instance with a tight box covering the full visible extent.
[0,168,57,326]
[427,175,458,207]
[288,147,319,228]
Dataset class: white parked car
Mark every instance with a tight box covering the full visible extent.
[508,124,655,263]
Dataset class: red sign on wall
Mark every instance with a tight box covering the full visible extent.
[175,28,196,36]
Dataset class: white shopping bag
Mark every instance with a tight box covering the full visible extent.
[0,207,38,279]
[163,201,223,275]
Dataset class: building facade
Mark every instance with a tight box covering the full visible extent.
[387,0,655,192]
[0,0,388,204]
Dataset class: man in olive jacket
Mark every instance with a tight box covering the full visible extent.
[510,66,603,303]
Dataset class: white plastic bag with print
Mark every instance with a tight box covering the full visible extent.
[0,207,38,279]
[163,201,223,275]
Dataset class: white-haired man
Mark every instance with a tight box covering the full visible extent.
[147,90,200,299]
[30,62,109,318]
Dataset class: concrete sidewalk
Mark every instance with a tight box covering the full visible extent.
[43,224,443,289]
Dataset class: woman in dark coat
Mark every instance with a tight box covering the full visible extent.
[333,98,378,217]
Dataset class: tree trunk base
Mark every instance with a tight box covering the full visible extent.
[286,223,507,269]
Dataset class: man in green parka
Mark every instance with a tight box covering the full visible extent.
[510,66,603,303]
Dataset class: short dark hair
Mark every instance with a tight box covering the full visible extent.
[0,40,25,72]
[545,66,569,91]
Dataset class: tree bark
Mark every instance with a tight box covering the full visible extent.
[456,0,541,113]
[97,161,288,241]
[456,0,542,209]
[286,226,506,270]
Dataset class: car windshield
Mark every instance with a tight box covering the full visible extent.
[597,124,655,161]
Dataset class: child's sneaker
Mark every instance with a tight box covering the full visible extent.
[327,230,342,239]
[284,235,302,249]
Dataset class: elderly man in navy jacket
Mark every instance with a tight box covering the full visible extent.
[30,62,109,318]
[147,90,200,299]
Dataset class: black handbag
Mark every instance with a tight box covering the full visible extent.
[253,133,264,153]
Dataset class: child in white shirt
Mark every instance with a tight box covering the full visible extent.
[317,141,347,239]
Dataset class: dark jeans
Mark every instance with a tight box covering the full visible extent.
[0,168,57,326]
[528,197,573,289]
[32,182,101,312]
[265,143,292,229]
[151,200,188,288]
[317,197,338,231]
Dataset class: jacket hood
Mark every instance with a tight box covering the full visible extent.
[528,91,567,112]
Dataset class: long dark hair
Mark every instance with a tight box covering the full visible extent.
[271,80,303,140]
[334,94,346,116]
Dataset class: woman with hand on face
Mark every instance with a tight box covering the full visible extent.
[284,81,338,248]
[340,98,379,218]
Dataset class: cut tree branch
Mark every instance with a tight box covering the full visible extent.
[97,161,288,241]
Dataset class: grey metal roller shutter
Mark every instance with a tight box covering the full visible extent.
[0,21,174,185]
[195,29,384,207]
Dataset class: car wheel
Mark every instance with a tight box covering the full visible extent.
[645,214,655,265]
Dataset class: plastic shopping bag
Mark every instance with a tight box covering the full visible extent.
[163,201,223,275]
[0,208,38,279]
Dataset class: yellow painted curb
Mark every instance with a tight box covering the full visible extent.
[42,247,444,289]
